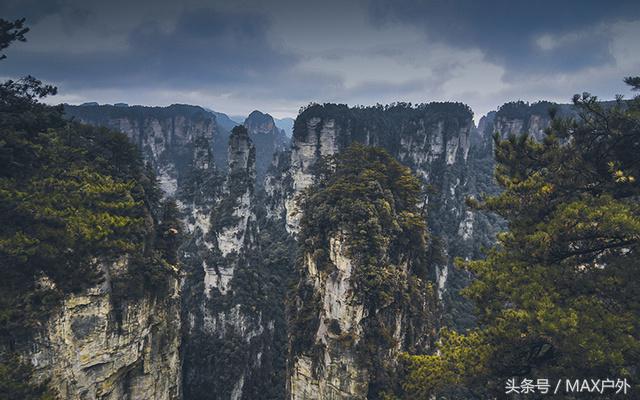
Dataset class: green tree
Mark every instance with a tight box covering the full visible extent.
[298,143,430,303]
[395,78,640,398]
[0,17,28,60]
[292,144,437,399]
[0,356,55,400]
[0,18,173,397]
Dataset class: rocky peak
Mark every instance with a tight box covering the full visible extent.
[192,134,215,172]
[267,102,489,332]
[228,125,256,180]
[244,110,277,134]
[56,98,580,400]
[241,110,288,184]
[492,101,559,141]
[280,102,474,234]
[29,257,182,400]
[182,122,276,400]
[474,111,496,146]
[287,146,438,399]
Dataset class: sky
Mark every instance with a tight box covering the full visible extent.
[2,0,640,122]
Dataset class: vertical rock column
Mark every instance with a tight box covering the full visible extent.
[286,146,439,400]
[183,125,271,400]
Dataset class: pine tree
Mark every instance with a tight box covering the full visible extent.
[395,78,640,398]
[0,15,166,351]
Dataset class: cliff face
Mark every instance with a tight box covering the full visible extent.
[28,258,182,400]
[180,125,291,400]
[62,104,228,399]
[287,145,438,399]
[273,101,573,332]
[52,100,566,399]
[64,104,291,400]
[289,235,436,400]
[214,125,257,269]
[491,101,558,141]
[64,104,225,195]
[279,104,473,233]
[282,116,340,233]
[1,98,186,400]
[181,126,261,399]
[288,234,370,400]
[265,103,482,330]
[488,100,580,145]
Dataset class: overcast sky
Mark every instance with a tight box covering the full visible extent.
[2,0,640,121]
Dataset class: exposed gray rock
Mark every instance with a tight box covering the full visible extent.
[29,258,182,400]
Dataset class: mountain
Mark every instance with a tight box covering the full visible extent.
[64,104,290,186]
[61,103,293,399]
[64,103,228,184]
[243,110,289,182]
[205,108,241,132]
[180,125,287,399]
[2,93,182,399]
[10,97,576,400]
[266,102,490,336]
[288,145,438,399]
[61,100,565,399]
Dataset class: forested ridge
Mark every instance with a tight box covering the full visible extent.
[393,79,640,399]
[0,19,179,398]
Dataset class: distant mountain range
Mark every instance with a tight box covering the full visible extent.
[66,103,290,182]
[205,109,240,132]
[79,103,294,137]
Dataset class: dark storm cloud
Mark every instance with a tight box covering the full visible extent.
[369,0,640,74]
[1,0,638,118]
[1,6,296,90]
[0,0,64,23]
[343,79,429,100]
[126,9,296,86]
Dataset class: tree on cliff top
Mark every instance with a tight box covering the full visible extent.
[1,13,182,322]
[0,18,175,398]
[293,144,438,399]
[299,143,430,297]
[394,78,640,399]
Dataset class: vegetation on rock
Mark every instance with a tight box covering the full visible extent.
[393,78,640,398]
[0,19,178,397]
[291,144,438,399]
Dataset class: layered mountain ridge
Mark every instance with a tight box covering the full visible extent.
[33,99,566,399]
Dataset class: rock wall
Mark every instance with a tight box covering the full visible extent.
[29,258,182,400]
[266,103,480,330]
[65,104,290,400]
[288,234,370,400]
[55,100,567,399]
[277,104,474,236]
[285,143,439,399]
[180,125,291,400]
[284,116,341,233]
[64,104,226,193]
[489,100,572,141]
